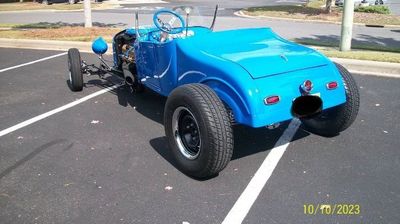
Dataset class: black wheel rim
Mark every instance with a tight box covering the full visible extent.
[172,107,201,160]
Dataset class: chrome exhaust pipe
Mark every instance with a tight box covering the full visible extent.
[291,95,323,118]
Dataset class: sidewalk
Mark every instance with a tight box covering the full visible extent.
[0,38,399,78]
[105,0,166,4]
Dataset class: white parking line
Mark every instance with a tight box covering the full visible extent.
[0,84,121,138]
[0,52,67,73]
[222,119,301,224]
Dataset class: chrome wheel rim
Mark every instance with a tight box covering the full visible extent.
[172,106,201,160]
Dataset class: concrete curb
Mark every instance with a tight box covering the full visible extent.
[330,57,400,78]
[0,38,399,78]
[234,10,400,28]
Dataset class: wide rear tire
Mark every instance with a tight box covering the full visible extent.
[67,48,83,92]
[164,84,233,178]
[301,63,360,137]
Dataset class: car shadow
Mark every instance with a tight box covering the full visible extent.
[149,122,310,180]
[85,75,166,124]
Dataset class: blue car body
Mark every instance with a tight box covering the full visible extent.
[111,26,346,128]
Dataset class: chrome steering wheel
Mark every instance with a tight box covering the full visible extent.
[153,9,185,34]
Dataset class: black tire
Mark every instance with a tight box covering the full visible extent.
[164,84,233,178]
[301,63,360,137]
[67,48,83,92]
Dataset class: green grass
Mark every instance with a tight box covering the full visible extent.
[0,23,65,29]
[14,23,64,29]
[246,5,323,16]
[243,0,400,26]
[294,39,400,63]
[319,48,400,63]
[354,5,390,14]
[0,23,21,28]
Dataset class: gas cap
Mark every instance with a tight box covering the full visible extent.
[300,80,313,94]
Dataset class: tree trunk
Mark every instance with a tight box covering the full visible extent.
[326,0,333,13]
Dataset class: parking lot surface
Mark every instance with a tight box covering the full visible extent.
[0,48,399,224]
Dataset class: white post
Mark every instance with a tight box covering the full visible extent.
[340,0,355,51]
[84,0,92,28]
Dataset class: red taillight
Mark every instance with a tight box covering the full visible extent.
[265,96,280,105]
[327,81,338,90]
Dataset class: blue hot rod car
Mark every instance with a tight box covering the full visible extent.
[67,6,359,178]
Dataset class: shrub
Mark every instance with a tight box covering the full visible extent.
[355,5,390,14]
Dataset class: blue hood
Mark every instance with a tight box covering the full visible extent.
[189,28,329,79]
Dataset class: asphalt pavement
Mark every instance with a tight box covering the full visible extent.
[0,48,399,224]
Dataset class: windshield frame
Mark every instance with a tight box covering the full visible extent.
[134,5,218,38]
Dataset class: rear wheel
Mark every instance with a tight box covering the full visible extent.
[301,63,360,136]
[164,84,233,178]
[67,48,83,92]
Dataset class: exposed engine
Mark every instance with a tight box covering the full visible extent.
[113,30,138,87]
[120,44,135,63]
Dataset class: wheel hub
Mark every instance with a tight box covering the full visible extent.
[172,107,201,160]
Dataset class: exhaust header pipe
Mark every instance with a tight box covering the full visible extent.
[122,62,135,86]
[291,95,323,118]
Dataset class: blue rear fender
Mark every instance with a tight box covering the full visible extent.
[175,38,259,125]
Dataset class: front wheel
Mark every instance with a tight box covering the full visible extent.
[301,63,360,136]
[164,84,233,178]
[67,48,83,92]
